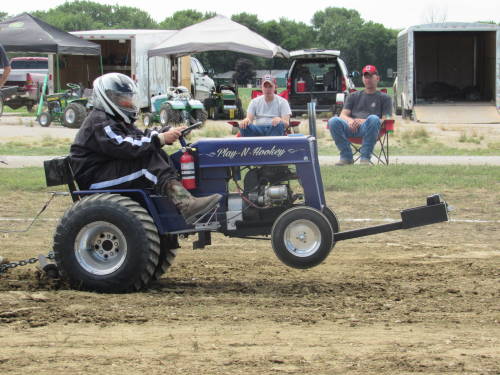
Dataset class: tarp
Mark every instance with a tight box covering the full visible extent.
[149,15,289,59]
[0,13,100,55]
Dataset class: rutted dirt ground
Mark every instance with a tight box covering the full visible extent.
[0,189,498,374]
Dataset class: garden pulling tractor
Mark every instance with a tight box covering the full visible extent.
[37,83,90,128]
[142,86,208,127]
[203,84,245,120]
[43,103,449,293]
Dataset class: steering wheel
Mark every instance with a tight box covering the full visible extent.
[67,83,81,90]
[179,122,203,147]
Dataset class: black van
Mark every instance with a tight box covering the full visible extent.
[286,49,354,116]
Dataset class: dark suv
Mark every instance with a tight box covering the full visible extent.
[286,49,354,116]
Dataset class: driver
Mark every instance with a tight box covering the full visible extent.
[70,73,221,224]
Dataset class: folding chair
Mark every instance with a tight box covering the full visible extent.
[347,119,395,165]
[324,116,395,165]
[228,120,301,137]
[250,89,289,100]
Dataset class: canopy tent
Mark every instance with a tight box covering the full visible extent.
[148,15,289,59]
[0,13,100,55]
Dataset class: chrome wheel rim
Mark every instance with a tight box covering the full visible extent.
[66,108,76,123]
[160,110,167,125]
[283,219,321,257]
[74,221,128,275]
[39,114,49,126]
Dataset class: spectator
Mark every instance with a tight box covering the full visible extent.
[328,65,392,165]
[70,73,221,224]
[240,74,291,136]
[0,44,11,88]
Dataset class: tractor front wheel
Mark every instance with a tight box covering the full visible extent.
[38,112,52,127]
[271,206,334,269]
[63,102,87,128]
[53,193,161,293]
[143,113,153,127]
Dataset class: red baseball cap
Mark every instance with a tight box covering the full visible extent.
[362,65,378,75]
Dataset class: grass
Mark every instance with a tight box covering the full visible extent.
[0,136,71,156]
[2,106,36,117]
[1,165,498,194]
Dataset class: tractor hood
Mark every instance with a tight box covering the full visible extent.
[192,135,316,168]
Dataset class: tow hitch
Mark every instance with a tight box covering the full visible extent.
[334,194,449,241]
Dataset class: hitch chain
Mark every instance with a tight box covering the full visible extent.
[0,251,55,274]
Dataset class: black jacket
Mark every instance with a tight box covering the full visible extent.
[70,109,164,188]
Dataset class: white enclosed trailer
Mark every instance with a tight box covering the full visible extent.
[48,29,176,109]
[394,22,499,123]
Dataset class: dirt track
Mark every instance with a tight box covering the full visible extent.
[0,189,498,374]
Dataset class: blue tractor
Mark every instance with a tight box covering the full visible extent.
[44,105,449,293]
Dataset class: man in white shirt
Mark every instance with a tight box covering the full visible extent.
[240,75,291,136]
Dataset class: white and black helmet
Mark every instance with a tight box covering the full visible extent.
[92,73,139,124]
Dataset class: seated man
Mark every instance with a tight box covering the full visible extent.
[70,73,221,224]
[240,75,291,136]
[328,65,392,165]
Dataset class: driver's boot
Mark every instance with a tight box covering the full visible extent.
[165,180,221,224]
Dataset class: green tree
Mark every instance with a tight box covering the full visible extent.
[233,58,256,85]
[159,10,215,29]
[32,0,157,31]
[312,7,364,69]
[0,12,8,22]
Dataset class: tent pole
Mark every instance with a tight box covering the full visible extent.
[100,55,104,75]
[147,56,151,111]
[56,54,60,92]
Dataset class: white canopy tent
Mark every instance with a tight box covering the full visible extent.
[148,15,289,59]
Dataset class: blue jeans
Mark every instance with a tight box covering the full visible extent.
[328,115,381,161]
[240,123,286,137]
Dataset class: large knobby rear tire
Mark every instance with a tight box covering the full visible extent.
[192,108,208,125]
[271,206,334,269]
[63,102,87,128]
[53,193,160,293]
[153,235,179,280]
[159,103,180,126]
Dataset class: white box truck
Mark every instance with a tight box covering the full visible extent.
[393,22,499,123]
[48,29,176,109]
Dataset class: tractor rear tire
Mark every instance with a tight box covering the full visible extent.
[193,108,208,125]
[153,235,179,280]
[271,206,334,269]
[53,193,161,293]
[38,112,52,127]
[160,103,180,126]
[63,102,87,128]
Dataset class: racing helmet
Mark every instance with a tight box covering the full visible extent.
[92,73,138,124]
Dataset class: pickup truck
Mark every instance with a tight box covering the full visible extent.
[0,57,48,115]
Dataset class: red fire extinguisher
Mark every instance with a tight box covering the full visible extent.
[180,149,196,190]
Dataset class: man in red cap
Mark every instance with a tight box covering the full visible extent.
[240,74,291,136]
[328,65,392,165]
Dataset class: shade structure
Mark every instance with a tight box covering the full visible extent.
[0,13,100,55]
[149,15,289,59]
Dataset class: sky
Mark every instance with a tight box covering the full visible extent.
[2,0,499,29]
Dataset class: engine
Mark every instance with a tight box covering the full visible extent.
[225,166,297,231]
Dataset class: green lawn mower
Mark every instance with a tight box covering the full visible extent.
[37,83,90,128]
[203,85,245,120]
[143,86,208,127]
